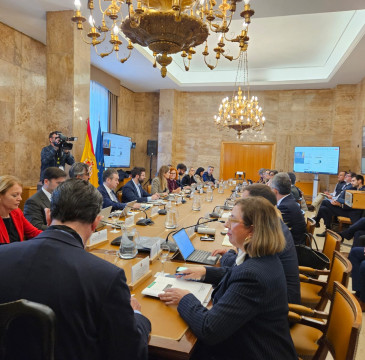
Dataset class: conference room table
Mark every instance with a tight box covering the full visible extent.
[88,187,236,360]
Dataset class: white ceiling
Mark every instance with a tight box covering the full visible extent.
[1,0,365,92]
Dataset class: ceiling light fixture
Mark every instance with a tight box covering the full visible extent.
[71,0,255,77]
[214,51,265,139]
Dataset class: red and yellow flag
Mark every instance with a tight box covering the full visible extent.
[81,118,98,187]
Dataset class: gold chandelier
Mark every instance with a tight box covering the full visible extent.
[71,0,255,77]
[214,51,265,138]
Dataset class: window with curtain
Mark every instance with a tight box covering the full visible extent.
[90,81,109,150]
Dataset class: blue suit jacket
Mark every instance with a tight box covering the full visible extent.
[178,255,297,360]
[121,180,150,203]
[278,194,307,245]
[97,184,126,211]
[220,220,300,304]
[0,228,151,360]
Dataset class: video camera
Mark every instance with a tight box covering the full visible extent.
[56,132,78,151]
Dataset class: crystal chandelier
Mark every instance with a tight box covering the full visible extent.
[214,51,265,139]
[71,0,255,77]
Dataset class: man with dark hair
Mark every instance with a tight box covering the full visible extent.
[176,163,187,187]
[69,162,90,181]
[202,166,216,183]
[24,167,67,230]
[97,168,140,211]
[315,173,365,236]
[308,171,347,212]
[288,172,308,212]
[271,172,307,245]
[40,131,75,181]
[212,183,300,304]
[122,167,160,203]
[0,179,151,359]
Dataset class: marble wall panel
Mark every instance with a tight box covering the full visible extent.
[0,59,20,103]
[21,35,46,76]
[0,101,15,141]
[0,143,16,176]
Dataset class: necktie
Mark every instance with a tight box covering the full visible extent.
[137,184,142,197]
[111,191,118,202]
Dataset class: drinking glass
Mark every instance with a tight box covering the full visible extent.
[110,212,120,233]
[159,244,170,277]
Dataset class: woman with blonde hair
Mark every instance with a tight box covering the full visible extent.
[0,175,42,244]
[159,197,296,360]
[151,165,170,196]
[167,167,181,194]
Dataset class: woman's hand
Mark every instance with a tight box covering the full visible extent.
[176,266,206,280]
[173,187,182,193]
[211,248,229,257]
[159,288,190,305]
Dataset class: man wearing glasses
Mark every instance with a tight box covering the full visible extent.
[69,162,91,181]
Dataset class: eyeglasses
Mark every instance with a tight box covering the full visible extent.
[226,215,243,225]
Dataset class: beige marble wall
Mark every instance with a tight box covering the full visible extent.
[46,11,90,160]
[117,86,159,177]
[158,85,363,191]
[0,22,47,185]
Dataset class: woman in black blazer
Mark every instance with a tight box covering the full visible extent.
[159,197,297,360]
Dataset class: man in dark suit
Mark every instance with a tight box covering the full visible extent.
[0,179,151,360]
[315,174,365,236]
[97,168,140,211]
[24,167,67,230]
[122,167,160,203]
[271,172,307,245]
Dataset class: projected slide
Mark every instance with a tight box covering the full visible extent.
[293,147,340,175]
[103,132,131,168]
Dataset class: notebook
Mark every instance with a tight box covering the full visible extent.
[172,229,219,265]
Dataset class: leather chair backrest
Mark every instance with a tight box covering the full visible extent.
[325,251,351,300]
[322,230,341,265]
[317,282,362,360]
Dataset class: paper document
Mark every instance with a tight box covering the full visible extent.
[222,234,233,247]
[142,276,212,304]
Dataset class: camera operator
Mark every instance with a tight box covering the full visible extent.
[40,131,75,181]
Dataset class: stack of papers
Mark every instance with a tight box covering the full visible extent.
[142,276,212,304]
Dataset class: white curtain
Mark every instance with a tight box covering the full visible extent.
[90,81,109,149]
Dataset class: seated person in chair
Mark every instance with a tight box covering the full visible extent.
[270,172,307,245]
[0,179,151,359]
[24,167,67,230]
[121,167,159,203]
[69,162,90,181]
[0,175,42,245]
[315,174,365,237]
[97,169,140,211]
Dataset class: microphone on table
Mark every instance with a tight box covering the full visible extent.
[164,218,220,244]
[125,204,154,226]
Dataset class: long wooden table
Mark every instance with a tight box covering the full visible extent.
[88,188,235,359]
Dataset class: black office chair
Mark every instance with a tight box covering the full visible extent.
[0,299,56,360]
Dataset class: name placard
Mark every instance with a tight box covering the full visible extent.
[131,256,150,284]
[150,241,160,261]
[150,206,159,218]
[125,214,135,227]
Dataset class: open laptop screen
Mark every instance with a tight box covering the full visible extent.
[172,229,195,260]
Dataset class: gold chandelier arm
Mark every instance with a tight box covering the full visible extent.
[80,30,96,45]
[182,57,191,71]
[118,41,134,63]
[203,56,218,70]
[99,47,115,58]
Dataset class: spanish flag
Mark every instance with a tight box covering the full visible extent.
[81,118,98,187]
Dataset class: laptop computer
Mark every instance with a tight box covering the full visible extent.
[96,206,113,230]
[121,200,137,217]
[172,229,219,265]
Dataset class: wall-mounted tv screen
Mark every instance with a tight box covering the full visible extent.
[293,146,340,175]
[102,132,132,168]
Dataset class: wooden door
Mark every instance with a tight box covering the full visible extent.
[220,142,276,181]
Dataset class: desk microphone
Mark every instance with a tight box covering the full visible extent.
[164,218,219,244]
[158,204,167,215]
[125,204,154,226]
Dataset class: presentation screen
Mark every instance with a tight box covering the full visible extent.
[102,132,132,168]
[293,146,340,175]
